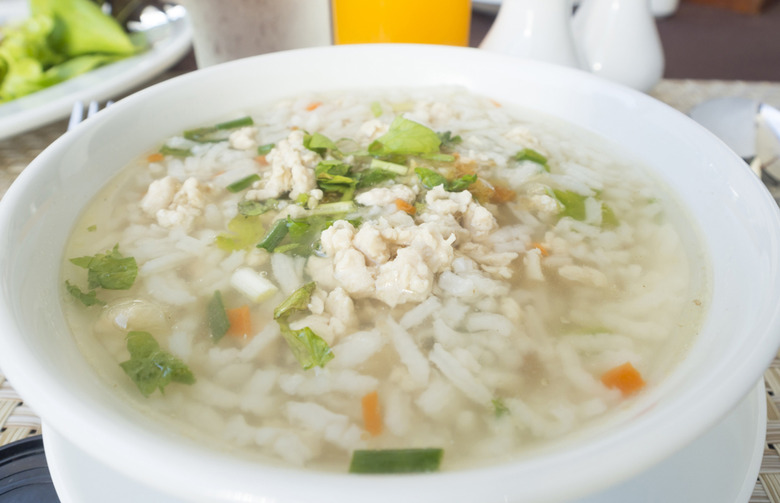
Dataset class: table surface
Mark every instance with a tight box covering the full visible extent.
[2,12,780,502]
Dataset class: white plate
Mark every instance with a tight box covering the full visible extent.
[0,0,192,140]
[43,381,767,503]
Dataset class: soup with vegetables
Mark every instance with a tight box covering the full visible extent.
[62,88,709,473]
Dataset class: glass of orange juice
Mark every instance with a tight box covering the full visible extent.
[331,0,472,46]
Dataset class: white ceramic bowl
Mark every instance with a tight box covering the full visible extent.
[1,45,780,503]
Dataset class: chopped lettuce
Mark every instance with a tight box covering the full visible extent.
[368,116,442,157]
[216,214,265,251]
[226,174,261,193]
[304,132,339,155]
[273,282,334,370]
[119,331,195,396]
[69,244,137,290]
[0,0,142,103]
[238,198,280,216]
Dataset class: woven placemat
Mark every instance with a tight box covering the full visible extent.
[1,78,780,501]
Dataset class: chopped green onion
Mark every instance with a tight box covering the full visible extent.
[515,148,549,171]
[310,201,356,216]
[226,174,261,193]
[208,290,230,341]
[184,116,255,143]
[349,448,444,474]
[369,158,408,175]
[159,145,192,157]
[257,143,275,155]
[230,267,279,302]
[257,219,290,252]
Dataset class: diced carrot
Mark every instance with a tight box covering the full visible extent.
[490,99,502,108]
[601,362,646,396]
[531,242,549,257]
[226,305,252,337]
[306,101,323,111]
[362,391,383,436]
[147,152,165,163]
[395,199,416,215]
[255,155,268,165]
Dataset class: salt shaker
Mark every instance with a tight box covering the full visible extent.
[479,0,582,69]
[573,0,665,92]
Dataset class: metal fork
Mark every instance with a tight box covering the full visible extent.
[67,100,114,131]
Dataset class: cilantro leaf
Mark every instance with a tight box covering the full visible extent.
[65,280,105,306]
[119,331,195,396]
[369,116,442,157]
[70,244,137,290]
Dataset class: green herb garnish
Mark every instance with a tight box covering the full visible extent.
[183,116,255,143]
[257,143,275,155]
[369,116,442,157]
[553,189,587,222]
[159,145,192,157]
[226,174,261,193]
[515,148,549,171]
[119,331,195,396]
[415,167,476,192]
[349,449,444,474]
[208,291,230,342]
[273,282,333,370]
[303,132,339,155]
[257,218,291,252]
[69,244,137,290]
[370,101,383,118]
[216,214,264,252]
[437,131,462,149]
[64,280,105,307]
[238,198,280,216]
[492,398,510,418]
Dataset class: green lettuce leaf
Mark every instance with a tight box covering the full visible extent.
[369,116,442,157]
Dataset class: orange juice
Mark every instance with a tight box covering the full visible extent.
[331,0,472,46]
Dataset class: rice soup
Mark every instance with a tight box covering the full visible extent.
[61,88,709,473]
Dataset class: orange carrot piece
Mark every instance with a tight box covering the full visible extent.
[306,101,322,111]
[531,242,549,257]
[147,152,165,163]
[601,362,646,396]
[395,199,416,215]
[362,391,383,436]
[226,305,252,337]
[255,155,268,165]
